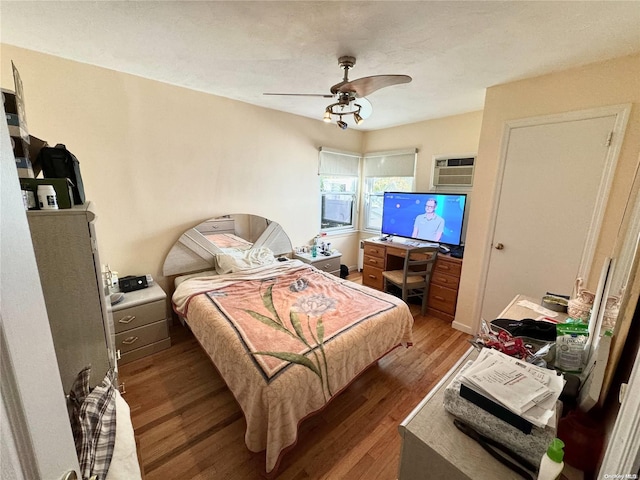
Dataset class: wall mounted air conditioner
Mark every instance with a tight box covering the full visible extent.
[432,155,476,187]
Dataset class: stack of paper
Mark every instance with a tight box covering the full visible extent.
[459,349,565,428]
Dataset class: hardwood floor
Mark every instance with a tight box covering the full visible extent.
[119,276,471,479]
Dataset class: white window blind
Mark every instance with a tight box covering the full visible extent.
[363,149,417,177]
[318,147,361,176]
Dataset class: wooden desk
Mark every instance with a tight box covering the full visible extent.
[362,239,462,321]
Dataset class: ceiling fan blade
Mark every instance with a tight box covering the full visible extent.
[338,75,412,97]
[263,93,335,98]
[329,81,347,95]
[354,97,372,119]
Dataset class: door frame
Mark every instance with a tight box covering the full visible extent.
[474,103,631,332]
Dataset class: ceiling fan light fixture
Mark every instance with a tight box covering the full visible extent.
[353,109,364,125]
[263,55,411,131]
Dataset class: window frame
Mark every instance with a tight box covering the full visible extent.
[320,175,359,233]
[361,149,418,233]
[362,176,415,232]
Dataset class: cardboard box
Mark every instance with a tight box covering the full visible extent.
[2,88,27,140]
[10,133,48,178]
[15,156,34,179]
[12,136,34,178]
[27,135,48,178]
[19,178,75,209]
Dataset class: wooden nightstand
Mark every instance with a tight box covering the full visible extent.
[294,251,342,276]
[110,283,171,364]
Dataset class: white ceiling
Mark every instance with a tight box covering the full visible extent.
[1,1,639,131]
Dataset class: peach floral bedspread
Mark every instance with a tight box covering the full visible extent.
[172,260,413,474]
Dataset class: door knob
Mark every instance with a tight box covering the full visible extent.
[61,471,78,480]
[494,243,504,250]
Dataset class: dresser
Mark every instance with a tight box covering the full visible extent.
[27,203,116,393]
[362,239,463,320]
[111,283,171,365]
[294,251,342,276]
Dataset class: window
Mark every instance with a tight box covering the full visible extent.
[318,148,417,233]
[320,176,358,230]
[318,148,360,232]
[364,176,414,231]
[363,150,417,231]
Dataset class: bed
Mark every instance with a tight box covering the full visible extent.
[163,214,415,474]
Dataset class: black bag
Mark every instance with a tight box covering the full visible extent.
[39,144,86,205]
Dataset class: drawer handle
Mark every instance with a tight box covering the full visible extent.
[118,315,136,324]
[440,265,451,270]
[122,336,139,345]
[435,295,445,301]
[370,259,378,264]
[368,274,377,279]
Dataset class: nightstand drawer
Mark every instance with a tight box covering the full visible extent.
[118,338,172,365]
[116,319,169,354]
[431,271,461,290]
[428,284,458,315]
[113,299,166,333]
[197,218,235,234]
[314,256,341,274]
[363,265,384,290]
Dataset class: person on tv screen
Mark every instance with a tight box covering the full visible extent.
[412,197,444,241]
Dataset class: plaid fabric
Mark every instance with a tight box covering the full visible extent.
[69,366,117,480]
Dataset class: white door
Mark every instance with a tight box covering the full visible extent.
[1,115,80,478]
[481,112,621,321]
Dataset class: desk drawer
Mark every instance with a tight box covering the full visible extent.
[364,244,385,259]
[435,258,462,277]
[363,265,384,291]
[428,284,458,315]
[113,299,166,334]
[431,271,461,290]
[116,319,169,354]
[363,254,384,269]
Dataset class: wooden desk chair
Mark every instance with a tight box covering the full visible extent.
[382,247,438,315]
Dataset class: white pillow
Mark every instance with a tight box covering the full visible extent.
[215,247,276,274]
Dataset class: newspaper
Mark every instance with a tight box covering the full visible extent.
[459,348,565,428]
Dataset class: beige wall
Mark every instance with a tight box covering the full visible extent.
[456,53,640,333]
[1,45,364,294]
[364,110,484,192]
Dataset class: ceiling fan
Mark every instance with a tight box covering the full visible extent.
[264,56,412,129]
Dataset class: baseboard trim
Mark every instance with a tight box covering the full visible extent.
[452,320,473,334]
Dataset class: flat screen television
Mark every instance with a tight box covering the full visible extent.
[381,192,468,246]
